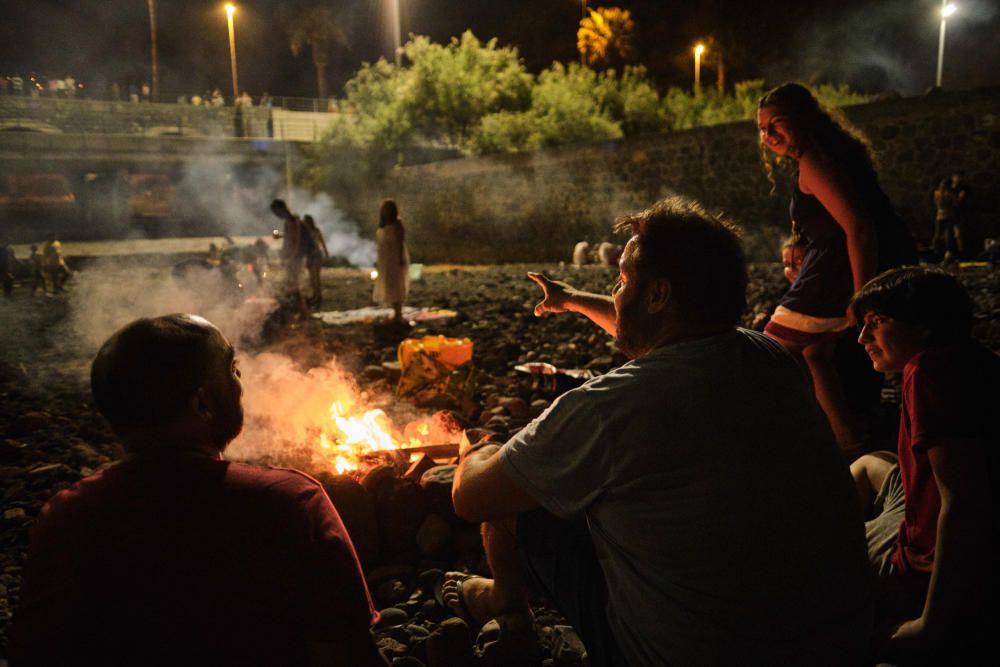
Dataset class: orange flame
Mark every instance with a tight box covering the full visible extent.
[317,399,445,474]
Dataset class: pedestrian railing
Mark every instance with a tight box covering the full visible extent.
[0,96,337,142]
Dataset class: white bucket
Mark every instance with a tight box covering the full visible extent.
[409,263,423,281]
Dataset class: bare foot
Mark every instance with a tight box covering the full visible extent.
[440,573,528,628]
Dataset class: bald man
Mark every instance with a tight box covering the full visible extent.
[11,314,386,666]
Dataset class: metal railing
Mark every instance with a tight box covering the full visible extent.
[0,88,337,112]
[0,96,336,142]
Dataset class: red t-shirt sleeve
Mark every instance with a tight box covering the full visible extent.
[292,478,379,640]
[908,349,977,451]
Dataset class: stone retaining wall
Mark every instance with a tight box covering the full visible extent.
[340,86,999,263]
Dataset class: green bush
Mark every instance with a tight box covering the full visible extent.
[300,29,873,190]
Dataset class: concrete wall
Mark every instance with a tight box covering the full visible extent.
[341,86,999,263]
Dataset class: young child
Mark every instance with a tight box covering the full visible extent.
[848,266,999,663]
[752,234,807,329]
[780,233,806,284]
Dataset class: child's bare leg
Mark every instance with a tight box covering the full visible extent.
[850,451,898,518]
[802,336,865,452]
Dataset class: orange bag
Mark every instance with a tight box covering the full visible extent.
[397,336,475,409]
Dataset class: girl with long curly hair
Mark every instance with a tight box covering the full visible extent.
[757,82,916,455]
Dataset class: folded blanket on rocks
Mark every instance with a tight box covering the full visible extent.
[313,306,457,326]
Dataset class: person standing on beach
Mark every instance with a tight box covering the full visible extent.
[756,82,916,457]
[42,235,70,294]
[373,200,410,322]
[270,199,305,298]
[302,215,329,309]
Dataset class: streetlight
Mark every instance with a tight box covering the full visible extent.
[225,3,239,99]
[147,0,159,102]
[694,43,705,96]
[936,1,957,88]
[391,0,402,66]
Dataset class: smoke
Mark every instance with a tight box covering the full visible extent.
[59,241,440,474]
[287,188,377,267]
[226,352,362,469]
[65,259,277,359]
[767,2,923,94]
[770,0,1000,95]
[168,147,375,267]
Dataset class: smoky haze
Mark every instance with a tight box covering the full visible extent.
[165,146,375,267]
[771,0,1000,95]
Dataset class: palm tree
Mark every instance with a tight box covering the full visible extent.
[285,5,349,100]
[577,7,637,70]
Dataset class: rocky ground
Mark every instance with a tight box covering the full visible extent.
[1,258,997,664]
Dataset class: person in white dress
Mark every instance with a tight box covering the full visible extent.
[373,199,410,321]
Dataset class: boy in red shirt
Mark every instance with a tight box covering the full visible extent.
[849,266,999,663]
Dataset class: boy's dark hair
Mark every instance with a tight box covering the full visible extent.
[613,196,747,329]
[270,199,288,215]
[850,266,973,344]
[91,315,217,436]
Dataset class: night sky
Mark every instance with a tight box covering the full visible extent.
[1,0,998,99]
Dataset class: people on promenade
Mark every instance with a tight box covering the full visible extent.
[235,90,254,108]
[374,199,410,322]
[302,214,330,309]
[756,82,917,457]
[848,266,999,663]
[9,314,387,665]
[444,197,871,666]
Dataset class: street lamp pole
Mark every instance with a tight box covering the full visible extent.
[392,0,402,66]
[147,0,159,102]
[694,43,705,96]
[225,3,239,99]
[936,2,956,89]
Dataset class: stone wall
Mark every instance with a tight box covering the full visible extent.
[341,86,999,264]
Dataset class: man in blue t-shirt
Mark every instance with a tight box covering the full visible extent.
[444,197,871,666]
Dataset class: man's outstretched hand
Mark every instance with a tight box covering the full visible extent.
[527,272,576,317]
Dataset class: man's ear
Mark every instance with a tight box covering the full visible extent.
[192,387,213,421]
[645,278,671,314]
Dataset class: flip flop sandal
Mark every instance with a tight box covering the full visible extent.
[433,572,484,625]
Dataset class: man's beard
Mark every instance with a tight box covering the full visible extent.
[209,398,244,452]
[615,287,657,360]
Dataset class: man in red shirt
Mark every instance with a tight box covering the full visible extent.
[11,314,385,666]
[850,267,999,663]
